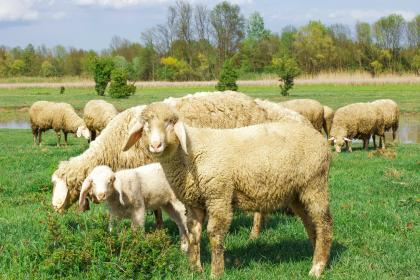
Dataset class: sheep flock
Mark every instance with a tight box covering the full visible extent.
[28,92,399,278]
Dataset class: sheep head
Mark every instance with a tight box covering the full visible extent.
[51,174,70,213]
[76,126,91,140]
[123,102,188,158]
[79,166,116,210]
[328,136,351,153]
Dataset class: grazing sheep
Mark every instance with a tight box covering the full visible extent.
[370,99,400,147]
[29,101,90,146]
[123,102,333,278]
[52,91,311,213]
[79,164,189,252]
[280,99,324,131]
[322,105,334,138]
[83,100,118,141]
[329,103,385,153]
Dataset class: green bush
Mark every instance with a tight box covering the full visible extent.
[216,59,239,91]
[273,56,301,96]
[93,57,115,96]
[39,212,183,279]
[108,68,136,99]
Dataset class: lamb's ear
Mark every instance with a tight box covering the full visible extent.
[174,121,188,155]
[79,177,92,209]
[123,121,144,151]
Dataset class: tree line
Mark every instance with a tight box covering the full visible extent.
[0,1,419,80]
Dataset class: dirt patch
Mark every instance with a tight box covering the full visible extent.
[368,149,397,159]
[384,168,403,179]
[17,107,29,112]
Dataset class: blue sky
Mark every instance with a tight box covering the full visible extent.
[0,0,418,50]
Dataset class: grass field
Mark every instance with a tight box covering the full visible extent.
[0,83,419,122]
[0,83,419,279]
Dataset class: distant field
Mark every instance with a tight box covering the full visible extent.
[0,83,419,122]
[0,129,418,279]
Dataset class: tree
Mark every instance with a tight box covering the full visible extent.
[406,15,420,48]
[368,60,383,77]
[273,56,301,96]
[92,57,114,96]
[411,53,420,75]
[210,1,245,67]
[216,59,238,91]
[356,22,372,45]
[108,68,136,98]
[9,59,25,76]
[41,61,54,77]
[373,14,405,59]
[246,12,270,41]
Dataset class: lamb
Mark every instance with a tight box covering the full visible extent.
[78,164,189,252]
[83,100,118,141]
[322,105,334,138]
[329,103,385,153]
[280,99,324,131]
[370,99,399,147]
[123,102,333,278]
[29,101,91,146]
[52,91,311,213]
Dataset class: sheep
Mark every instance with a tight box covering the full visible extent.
[322,105,334,138]
[29,101,90,146]
[329,103,385,153]
[280,99,324,131]
[123,102,333,278]
[370,99,399,147]
[83,100,118,141]
[78,164,189,252]
[52,91,312,213]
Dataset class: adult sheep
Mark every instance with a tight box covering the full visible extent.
[370,99,399,147]
[123,102,333,278]
[329,103,385,153]
[52,91,312,213]
[83,100,118,141]
[322,105,334,138]
[280,99,324,131]
[29,101,91,146]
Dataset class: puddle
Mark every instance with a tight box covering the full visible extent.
[0,120,31,129]
[0,115,419,143]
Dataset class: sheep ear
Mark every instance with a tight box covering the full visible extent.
[328,136,335,141]
[343,137,351,142]
[123,121,144,151]
[79,177,92,209]
[174,121,188,155]
[76,127,82,138]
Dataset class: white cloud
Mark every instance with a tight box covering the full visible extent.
[0,0,41,21]
[74,0,169,9]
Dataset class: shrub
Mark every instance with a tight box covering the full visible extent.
[39,211,184,279]
[273,56,301,96]
[216,59,239,91]
[411,54,420,75]
[369,60,383,77]
[93,57,115,96]
[108,68,136,99]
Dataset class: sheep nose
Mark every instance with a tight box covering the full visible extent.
[97,193,106,201]
[151,142,162,149]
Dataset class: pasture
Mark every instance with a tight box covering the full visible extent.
[0,84,419,279]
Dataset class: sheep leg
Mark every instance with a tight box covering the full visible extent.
[108,213,114,233]
[32,128,38,145]
[364,137,369,151]
[301,189,333,278]
[207,201,232,278]
[56,130,61,147]
[186,207,205,272]
[373,135,377,149]
[290,198,316,248]
[91,130,97,141]
[154,209,163,229]
[38,131,42,146]
[131,206,146,231]
[346,140,352,153]
[380,135,385,149]
[249,212,264,240]
[162,202,189,252]
[64,132,68,145]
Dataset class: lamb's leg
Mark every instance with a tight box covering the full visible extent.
[249,212,264,240]
[64,132,68,145]
[186,207,205,272]
[301,187,333,278]
[108,213,114,233]
[55,130,61,147]
[207,200,232,278]
[162,201,189,252]
[131,206,146,231]
[154,209,163,229]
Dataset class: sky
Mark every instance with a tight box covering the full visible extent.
[0,0,419,50]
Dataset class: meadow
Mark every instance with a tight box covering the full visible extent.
[0,84,419,279]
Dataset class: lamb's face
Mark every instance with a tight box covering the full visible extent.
[76,126,91,140]
[89,167,115,202]
[51,174,70,213]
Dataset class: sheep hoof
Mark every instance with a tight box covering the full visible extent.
[309,263,323,278]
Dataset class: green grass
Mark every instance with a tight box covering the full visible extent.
[0,83,419,122]
[0,129,419,279]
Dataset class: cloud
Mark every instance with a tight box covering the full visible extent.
[74,0,169,9]
[0,0,40,21]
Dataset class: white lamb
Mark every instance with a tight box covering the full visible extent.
[78,163,189,252]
